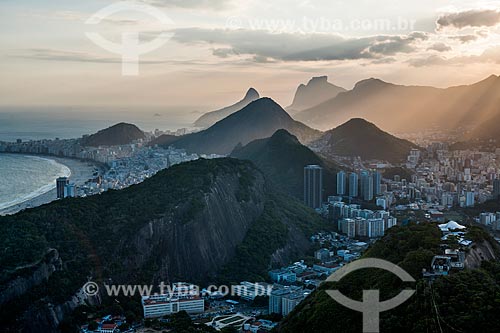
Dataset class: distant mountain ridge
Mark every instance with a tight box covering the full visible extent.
[193,88,260,128]
[295,75,500,133]
[287,76,346,114]
[173,98,322,155]
[312,118,419,162]
[81,122,145,147]
[231,129,341,199]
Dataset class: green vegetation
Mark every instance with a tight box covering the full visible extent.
[0,159,255,328]
[219,192,331,283]
[81,122,145,147]
[318,118,419,162]
[382,166,414,181]
[278,223,500,333]
[0,158,231,272]
[231,129,341,199]
[0,157,329,331]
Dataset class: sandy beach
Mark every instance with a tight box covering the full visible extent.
[0,155,102,216]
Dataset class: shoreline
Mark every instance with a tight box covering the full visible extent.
[0,154,103,216]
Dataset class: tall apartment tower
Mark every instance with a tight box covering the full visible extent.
[304,165,323,209]
[494,179,500,199]
[360,171,374,201]
[337,171,347,195]
[56,177,69,199]
[373,171,382,196]
[349,172,359,197]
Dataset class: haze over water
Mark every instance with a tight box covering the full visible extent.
[0,107,200,142]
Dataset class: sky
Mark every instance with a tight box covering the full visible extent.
[1,0,500,112]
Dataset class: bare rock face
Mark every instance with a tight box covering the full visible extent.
[121,167,267,282]
[0,249,62,306]
[465,240,498,269]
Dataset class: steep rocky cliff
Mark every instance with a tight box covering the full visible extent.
[0,158,325,332]
[464,240,498,269]
[0,249,62,306]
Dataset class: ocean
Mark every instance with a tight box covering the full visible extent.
[0,107,199,211]
[0,106,200,142]
[0,154,71,211]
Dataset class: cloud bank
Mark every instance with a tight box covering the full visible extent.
[172,28,428,61]
[437,9,500,29]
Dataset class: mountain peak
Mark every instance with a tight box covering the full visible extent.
[245,87,260,99]
[231,129,340,199]
[316,118,418,162]
[354,78,391,90]
[339,117,375,128]
[244,97,285,111]
[82,122,145,147]
[288,76,346,113]
[175,98,320,155]
[194,87,261,128]
[308,76,329,85]
[479,74,499,84]
[270,129,300,143]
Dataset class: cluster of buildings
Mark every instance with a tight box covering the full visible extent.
[336,169,382,201]
[269,261,329,287]
[1,132,213,201]
[396,146,500,210]
[477,212,500,231]
[303,165,384,210]
[325,197,398,238]
[241,319,278,333]
[97,146,200,192]
[423,221,469,279]
[269,285,310,317]
[0,135,146,164]
[266,232,372,316]
[56,176,76,199]
[313,135,500,218]
[208,314,277,332]
[142,283,205,319]
[52,145,200,199]
[80,314,129,333]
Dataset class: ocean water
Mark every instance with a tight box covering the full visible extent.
[0,154,71,210]
[0,107,200,142]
